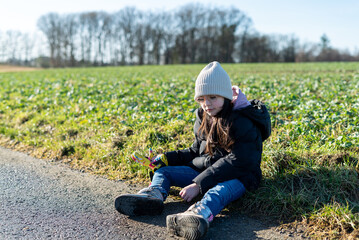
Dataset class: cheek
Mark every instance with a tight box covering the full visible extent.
[215,101,224,109]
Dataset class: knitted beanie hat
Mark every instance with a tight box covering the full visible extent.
[194,61,232,100]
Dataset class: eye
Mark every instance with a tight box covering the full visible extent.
[197,98,204,103]
[210,96,217,100]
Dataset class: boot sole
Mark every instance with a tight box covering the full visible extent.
[166,214,208,240]
[114,194,164,216]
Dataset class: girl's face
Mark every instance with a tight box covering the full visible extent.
[196,95,225,117]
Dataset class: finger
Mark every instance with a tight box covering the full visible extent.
[180,192,185,199]
[183,193,190,201]
[182,188,187,192]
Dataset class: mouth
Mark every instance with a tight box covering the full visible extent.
[205,109,216,115]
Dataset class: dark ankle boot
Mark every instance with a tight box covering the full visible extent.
[115,187,164,216]
[166,202,213,240]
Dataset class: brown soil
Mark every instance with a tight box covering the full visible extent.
[0,65,40,73]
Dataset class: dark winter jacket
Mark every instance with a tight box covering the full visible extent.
[164,100,271,194]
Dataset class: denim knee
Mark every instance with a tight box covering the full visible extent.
[200,179,246,216]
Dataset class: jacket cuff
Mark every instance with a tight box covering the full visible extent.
[164,151,179,166]
[192,169,217,194]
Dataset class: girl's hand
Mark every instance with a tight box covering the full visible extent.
[150,154,168,170]
[179,183,200,202]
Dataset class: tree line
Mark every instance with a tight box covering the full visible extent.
[1,3,358,67]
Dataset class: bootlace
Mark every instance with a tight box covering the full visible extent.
[138,187,163,201]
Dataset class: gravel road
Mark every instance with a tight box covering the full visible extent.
[0,146,306,239]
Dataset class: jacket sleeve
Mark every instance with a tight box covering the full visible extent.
[165,135,200,166]
[192,116,262,194]
[164,109,202,166]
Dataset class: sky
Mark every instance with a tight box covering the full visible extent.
[1,0,358,53]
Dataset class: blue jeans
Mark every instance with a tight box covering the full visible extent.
[150,166,246,216]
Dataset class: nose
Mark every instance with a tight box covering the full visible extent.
[204,98,211,105]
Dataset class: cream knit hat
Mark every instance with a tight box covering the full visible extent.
[194,61,232,100]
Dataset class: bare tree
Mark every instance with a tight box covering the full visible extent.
[315,34,342,61]
[107,12,121,65]
[279,34,299,62]
[236,17,253,63]
[37,13,63,67]
[146,12,165,65]
[175,3,205,63]
[132,10,151,65]
[161,12,176,64]
[197,8,220,63]
[28,5,359,66]
[5,31,22,64]
[217,7,249,63]
[115,7,139,65]
[83,11,113,66]
[78,12,99,65]
[97,12,112,65]
[22,33,35,65]
[0,31,5,62]
[296,43,318,62]
[78,13,88,64]
[61,14,79,66]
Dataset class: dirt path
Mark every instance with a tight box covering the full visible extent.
[0,65,40,73]
[0,146,307,239]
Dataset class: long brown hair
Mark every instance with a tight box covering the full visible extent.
[198,98,235,156]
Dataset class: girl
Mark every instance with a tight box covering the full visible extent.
[115,61,271,240]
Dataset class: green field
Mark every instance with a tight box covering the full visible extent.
[1,62,358,238]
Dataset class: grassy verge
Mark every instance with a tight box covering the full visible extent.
[1,62,358,238]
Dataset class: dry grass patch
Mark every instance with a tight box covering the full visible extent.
[0,65,40,73]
